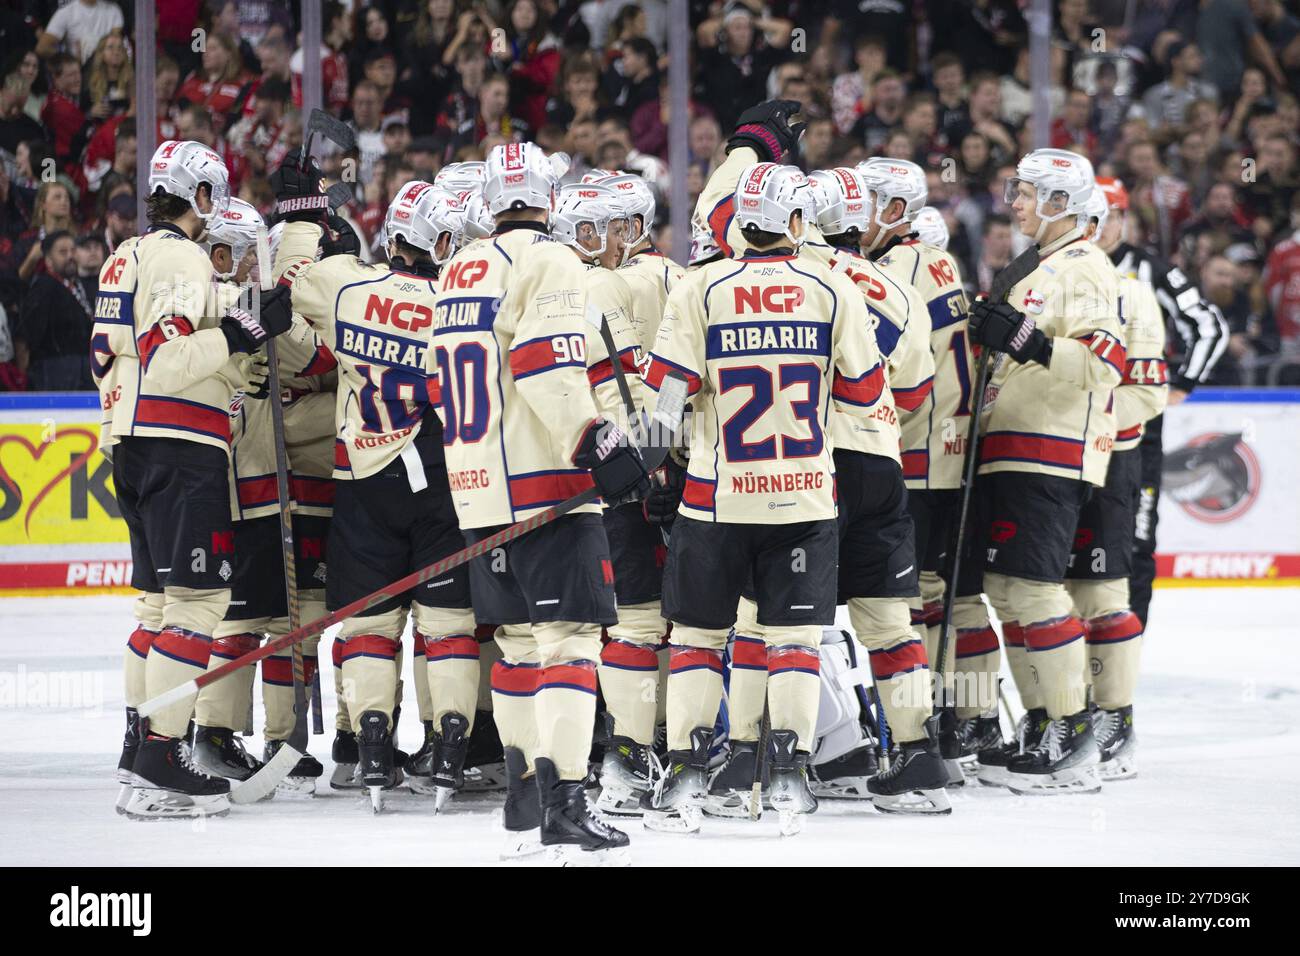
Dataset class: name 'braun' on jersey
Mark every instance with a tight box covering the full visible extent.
[92,228,239,456]
[428,227,606,529]
[276,221,434,480]
[981,237,1123,487]
[646,252,885,523]
[1111,274,1168,452]
[873,238,971,489]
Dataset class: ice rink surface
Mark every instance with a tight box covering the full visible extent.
[2,588,1297,866]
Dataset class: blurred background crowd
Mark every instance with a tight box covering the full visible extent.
[1,0,1298,391]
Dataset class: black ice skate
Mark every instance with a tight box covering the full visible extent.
[536,757,630,866]
[115,707,142,815]
[192,724,263,781]
[404,721,438,795]
[500,747,543,859]
[957,715,1005,778]
[329,729,361,790]
[809,744,878,800]
[704,739,765,817]
[429,712,471,811]
[264,739,322,797]
[463,708,506,793]
[124,734,232,820]
[641,726,711,833]
[596,736,653,817]
[1093,705,1137,781]
[867,739,952,815]
[357,710,397,812]
[976,707,1048,788]
[1006,711,1101,795]
[767,730,818,835]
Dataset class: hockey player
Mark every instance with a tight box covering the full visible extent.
[967,149,1122,794]
[858,158,1002,782]
[1107,197,1228,628]
[272,169,479,811]
[191,202,339,793]
[430,142,648,860]
[1067,179,1168,780]
[551,182,664,815]
[643,161,886,834]
[602,173,685,358]
[96,140,293,818]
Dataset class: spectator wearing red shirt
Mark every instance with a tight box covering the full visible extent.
[290,1,353,116]
[1264,196,1300,345]
[178,31,253,134]
[41,54,91,174]
[227,75,293,189]
[1050,88,1099,156]
[497,0,563,134]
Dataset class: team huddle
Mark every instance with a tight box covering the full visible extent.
[98,96,1180,863]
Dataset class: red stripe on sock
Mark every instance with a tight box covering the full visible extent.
[211,632,260,661]
[127,626,158,659]
[670,647,724,674]
[731,635,767,669]
[332,636,345,667]
[767,645,820,676]
[262,657,293,685]
[1023,617,1086,652]
[340,634,400,661]
[152,627,212,668]
[491,660,540,696]
[601,640,659,671]
[869,639,928,680]
[1086,610,1143,645]
[424,635,480,661]
[955,625,1000,658]
[412,632,427,657]
[538,661,598,695]
[1002,621,1024,648]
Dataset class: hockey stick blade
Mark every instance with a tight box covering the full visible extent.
[326,181,354,211]
[230,740,304,805]
[137,374,690,718]
[306,108,357,153]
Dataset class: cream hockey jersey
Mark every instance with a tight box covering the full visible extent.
[617,247,685,359]
[1111,274,1168,453]
[873,237,972,489]
[978,231,1124,487]
[428,224,606,529]
[646,250,885,524]
[92,225,240,457]
[582,262,646,424]
[276,221,436,481]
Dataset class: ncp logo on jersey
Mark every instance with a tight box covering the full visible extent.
[50,886,151,936]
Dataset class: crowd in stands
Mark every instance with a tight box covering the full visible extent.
[2,0,1298,390]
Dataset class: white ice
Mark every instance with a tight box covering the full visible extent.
[1,588,1297,866]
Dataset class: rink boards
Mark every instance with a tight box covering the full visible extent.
[1,389,1297,594]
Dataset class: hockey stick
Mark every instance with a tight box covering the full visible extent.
[139,374,691,720]
[586,304,638,430]
[933,246,1040,718]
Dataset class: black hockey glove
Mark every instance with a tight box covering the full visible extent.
[243,352,271,400]
[270,157,329,224]
[573,419,651,505]
[320,214,361,257]
[220,285,294,354]
[968,299,1051,366]
[727,99,805,163]
[643,456,685,527]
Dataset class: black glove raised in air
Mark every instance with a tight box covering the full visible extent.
[270,157,329,224]
[727,99,806,163]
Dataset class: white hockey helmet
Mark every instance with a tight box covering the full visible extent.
[383,181,463,265]
[732,163,810,247]
[434,161,486,194]
[913,206,950,251]
[482,142,559,216]
[1084,187,1109,243]
[808,167,871,238]
[148,139,230,224]
[596,172,656,249]
[856,157,927,228]
[1004,148,1095,239]
[455,189,496,244]
[581,168,621,184]
[688,220,723,266]
[204,197,264,277]
[552,183,627,258]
